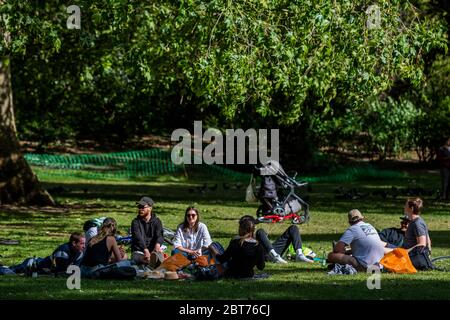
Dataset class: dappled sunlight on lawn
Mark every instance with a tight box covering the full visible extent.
[1,170,449,299]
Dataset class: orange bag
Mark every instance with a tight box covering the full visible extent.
[158,253,191,272]
[194,255,209,267]
[194,255,217,267]
[380,248,417,274]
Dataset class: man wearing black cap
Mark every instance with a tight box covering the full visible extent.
[378,216,410,248]
[131,196,165,267]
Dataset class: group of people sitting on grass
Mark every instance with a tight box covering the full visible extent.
[0,196,434,279]
[328,197,433,274]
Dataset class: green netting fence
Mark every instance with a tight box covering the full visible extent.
[24,149,406,182]
[25,149,182,179]
[24,149,250,180]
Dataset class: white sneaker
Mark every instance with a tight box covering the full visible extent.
[303,247,317,259]
[269,251,288,264]
[295,253,314,263]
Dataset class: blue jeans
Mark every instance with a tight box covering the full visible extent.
[171,248,198,260]
[81,260,135,278]
[171,242,225,260]
[9,257,48,274]
[0,265,15,275]
[256,225,302,256]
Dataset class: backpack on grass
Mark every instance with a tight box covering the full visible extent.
[408,246,435,271]
[83,217,106,232]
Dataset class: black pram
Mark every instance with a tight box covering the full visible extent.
[250,160,310,224]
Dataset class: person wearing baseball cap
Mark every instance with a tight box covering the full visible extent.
[131,196,165,267]
[136,196,154,208]
[327,209,386,271]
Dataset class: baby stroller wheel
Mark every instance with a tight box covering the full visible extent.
[292,212,309,225]
[272,206,285,216]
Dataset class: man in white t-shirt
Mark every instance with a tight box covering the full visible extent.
[327,209,386,271]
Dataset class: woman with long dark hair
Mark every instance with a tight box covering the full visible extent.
[212,215,265,278]
[82,217,127,268]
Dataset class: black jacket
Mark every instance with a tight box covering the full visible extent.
[131,214,164,252]
[217,238,265,278]
[378,228,405,248]
[38,243,83,273]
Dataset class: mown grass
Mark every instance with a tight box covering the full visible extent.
[0,167,449,300]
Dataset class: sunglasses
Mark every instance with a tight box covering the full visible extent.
[187,214,197,218]
[138,205,148,210]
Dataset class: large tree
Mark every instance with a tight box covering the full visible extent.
[0,0,447,200]
[0,0,55,205]
[0,55,54,205]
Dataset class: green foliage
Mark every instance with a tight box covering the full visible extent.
[364,98,419,159]
[410,55,450,161]
[163,0,447,124]
[0,0,447,160]
[332,96,420,159]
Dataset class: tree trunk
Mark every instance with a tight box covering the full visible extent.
[0,58,55,206]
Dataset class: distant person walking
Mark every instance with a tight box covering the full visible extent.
[437,137,450,200]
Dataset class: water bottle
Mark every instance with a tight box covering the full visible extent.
[321,251,327,267]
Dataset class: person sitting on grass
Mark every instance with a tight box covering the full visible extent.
[378,216,410,248]
[172,206,214,260]
[81,217,127,275]
[210,215,265,279]
[402,198,434,270]
[131,196,165,268]
[255,223,314,264]
[83,216,132,246]
[327,209,386,272]
[9,232,86,275]
[83,217,106,244]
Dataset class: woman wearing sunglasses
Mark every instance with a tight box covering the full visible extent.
[172,206,214,259]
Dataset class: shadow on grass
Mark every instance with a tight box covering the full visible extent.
[42,181,249,204]
[40,180,450,217]
[1,274,449,300]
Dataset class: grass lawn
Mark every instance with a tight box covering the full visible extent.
[1,166,449,300]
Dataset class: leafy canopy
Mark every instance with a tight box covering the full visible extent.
[0,0,447,132]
